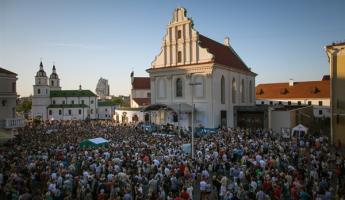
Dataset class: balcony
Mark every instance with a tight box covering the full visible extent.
[5,117,25,129]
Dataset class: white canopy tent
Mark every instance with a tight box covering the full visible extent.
[292,124,308,138]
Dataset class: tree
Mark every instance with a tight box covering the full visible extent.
[16,99,32,114]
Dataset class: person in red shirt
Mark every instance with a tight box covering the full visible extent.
[180,187,190,200]
[291,185,298,200]
[262,180,271,192]
[273,184,282,200]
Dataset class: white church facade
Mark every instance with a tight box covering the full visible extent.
[146,7,256,129]
[31,62,98,121]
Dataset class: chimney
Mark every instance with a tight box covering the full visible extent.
[289,79,294,86]
[224,37,230,47]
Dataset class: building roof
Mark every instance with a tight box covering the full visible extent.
[50,90,97,97]
[132,77,150,90]
[326,41,345,48]
[47,104,89,108]
[133,98,151,106]
[198,34,252,73]
[256,77,330,99]
[0,67,17,75]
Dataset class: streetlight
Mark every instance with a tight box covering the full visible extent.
[189,75,201,159]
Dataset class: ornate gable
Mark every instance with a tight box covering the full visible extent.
[151,7,213,68]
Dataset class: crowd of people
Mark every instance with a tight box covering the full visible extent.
[0,120,344,200]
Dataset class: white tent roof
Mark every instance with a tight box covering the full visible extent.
[89,137,109,144]
[292,124,308,132]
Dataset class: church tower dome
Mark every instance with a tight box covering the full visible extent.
[36,61,47,77]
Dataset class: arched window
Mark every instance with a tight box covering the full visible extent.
[51,80,54,86]
[241,79,245,103]
[37,89,41,94]
[249,80,253,103]
[232,78,236,104]
[177,30,182,39]
[176,78,183,97]
[221,76,225,104]
[177,51,182,63]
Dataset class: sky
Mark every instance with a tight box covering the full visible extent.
[1,0,344,97]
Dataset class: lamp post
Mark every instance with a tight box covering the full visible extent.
[189,76,201,159]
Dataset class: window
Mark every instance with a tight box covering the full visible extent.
[288,101,291,105]
[68,109,72,115]
[241,79,245,103]
[177,51,182,63]
[38,89,41,94]
[91,100,94,104]
[81,100,85,104]
[298,101,301,105]
[51,80,54,86]
[261,101,264,105]
[91,109,94,114]
[52,100,56,104]
[158,79,166,98]
[319,110,323,115]
[249,80,253,103]
[38,80,41,84]
[62,100,66,104]
[147,92,151,98]
[319,101,323,106]
[12,107,15,118]
[176,78,183,97]
[221,76,225,104]
[269,101,273,105]
[1,100,6,106]
[232,78,237,104]
[12,82,16,92]
[59,110,62,115]
[278,101,282,105]
[105,108,108,112]
[71,100,74,104]
[177,30,181,39]
[49,110,52,115]
[308,101,312,105]
[79,109,82,115]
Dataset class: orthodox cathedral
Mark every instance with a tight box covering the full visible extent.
[31,61,98,121]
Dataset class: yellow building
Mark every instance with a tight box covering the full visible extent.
[326,42,345,146]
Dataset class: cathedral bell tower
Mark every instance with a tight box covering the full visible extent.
[32,61,51,120]
[34,61,50,96]
[49,65,61,91]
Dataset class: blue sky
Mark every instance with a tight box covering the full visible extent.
[1,0,344,97]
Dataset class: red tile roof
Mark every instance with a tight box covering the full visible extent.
[133,98,151,106]
[256,78,330,99]
[132,77,150,90]
[198,34,252,73]
[0,67,17,75]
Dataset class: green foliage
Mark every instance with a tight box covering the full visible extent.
[111,97,129,107]
[16,100,32,113]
